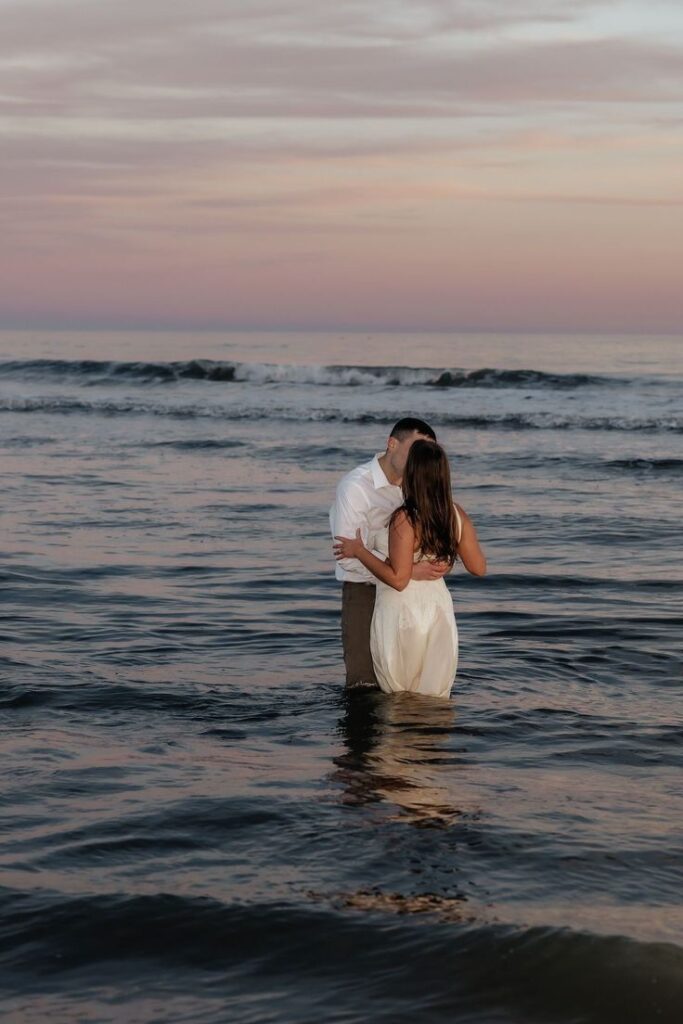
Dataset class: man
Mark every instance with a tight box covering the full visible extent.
[329,417,448,689]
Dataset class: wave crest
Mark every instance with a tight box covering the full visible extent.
[0,358,620,390]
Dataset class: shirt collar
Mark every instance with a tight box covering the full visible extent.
[371,452,398,491]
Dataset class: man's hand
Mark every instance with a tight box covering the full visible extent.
[412,559,450,581]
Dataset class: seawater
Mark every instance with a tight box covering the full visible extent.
[0,330,682,1024]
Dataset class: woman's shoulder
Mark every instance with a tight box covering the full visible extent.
[453,500,469,520]
[452,501,465,542]
[390,507,414,532]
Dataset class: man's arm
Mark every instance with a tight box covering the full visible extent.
[334,512,415,591]
[330,481,369,574]
[412,559,450,581]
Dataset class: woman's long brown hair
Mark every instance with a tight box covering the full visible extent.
[392,440,459,565]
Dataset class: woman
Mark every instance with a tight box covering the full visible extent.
[334,440,486,698]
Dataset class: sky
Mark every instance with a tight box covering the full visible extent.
[1,0,683,333]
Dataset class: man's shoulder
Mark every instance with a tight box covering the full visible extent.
[337,457,374,493]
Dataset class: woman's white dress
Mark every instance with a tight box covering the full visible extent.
[370,511,461,699]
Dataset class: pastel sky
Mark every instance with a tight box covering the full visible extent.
[2,0,683,332]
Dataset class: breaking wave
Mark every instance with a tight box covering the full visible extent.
[0,358,627,390]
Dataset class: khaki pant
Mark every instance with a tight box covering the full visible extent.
[341,582,378,688]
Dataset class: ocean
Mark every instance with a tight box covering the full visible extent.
[0,328,681,1023]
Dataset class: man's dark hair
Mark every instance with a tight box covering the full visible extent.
[390,417,437,442]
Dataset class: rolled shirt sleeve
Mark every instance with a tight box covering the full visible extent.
[330,481,372,580]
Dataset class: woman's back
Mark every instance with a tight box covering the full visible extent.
[370,508,461,698]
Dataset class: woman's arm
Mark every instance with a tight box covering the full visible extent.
[455,503,487,576]
[334,511,415,591]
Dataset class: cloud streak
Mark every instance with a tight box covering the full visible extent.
[1,0,682,330]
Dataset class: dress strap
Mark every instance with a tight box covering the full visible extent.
[453,503,463,544]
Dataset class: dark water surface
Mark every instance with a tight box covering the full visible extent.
[1,330,682,1023]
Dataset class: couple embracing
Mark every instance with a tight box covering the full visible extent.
[330,418,486,699]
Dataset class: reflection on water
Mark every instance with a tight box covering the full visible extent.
[327,690,475,921]
[334,691,462,827]
[329,888,472,921]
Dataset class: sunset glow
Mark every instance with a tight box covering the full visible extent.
[2,0,683,332]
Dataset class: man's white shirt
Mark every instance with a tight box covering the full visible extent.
[329,453,404,583]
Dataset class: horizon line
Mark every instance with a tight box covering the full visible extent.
[1,323,681,339]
